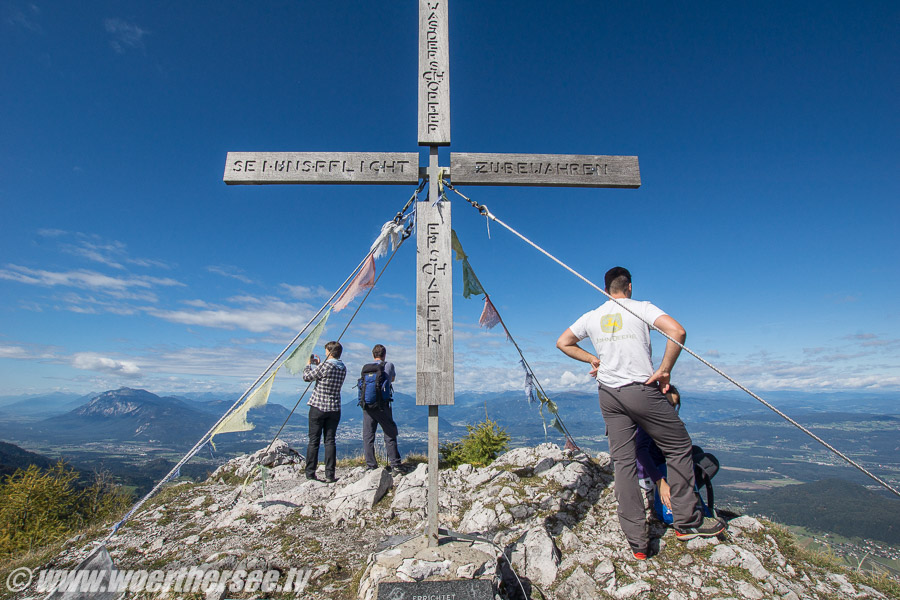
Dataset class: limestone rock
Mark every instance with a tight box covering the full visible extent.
[556,566,600,599]
[736,580,765,599]
[614,580,651,599]
[458,500,499,533]
[730,515,763,532]
[325,468,393,522]
[391,463,428,510]
[509,526,560,588]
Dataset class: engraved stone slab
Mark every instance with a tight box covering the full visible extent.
[450,153,641,188]
[416,198,453,406]
[377,579,493,600]
[418,0,450,146]
[224,152,419,185]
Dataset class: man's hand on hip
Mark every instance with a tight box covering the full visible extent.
[645,369,671,393]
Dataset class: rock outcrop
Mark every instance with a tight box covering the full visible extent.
[26,441,894,600]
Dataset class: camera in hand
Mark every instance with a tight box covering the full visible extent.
[310,354,319,365]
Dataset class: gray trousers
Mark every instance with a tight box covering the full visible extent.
[599,382,702,551]
[362,402,401,469]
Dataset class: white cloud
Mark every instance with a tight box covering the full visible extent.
[280,283,330,300]
[62,239,128,269]
[208,265,255,284]
[559,370,592,388]
[132,345,272,377]
[71,353,142,377]
[0,345,31,359]
[46,232,170,271]
[6,3,41,32]
[0,265,182,293]
[380,292,412,306]
[145,297,316,333]
[104,18,148,53]
[37,228,66,238]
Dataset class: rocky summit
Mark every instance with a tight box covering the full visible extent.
[30,441,893,599]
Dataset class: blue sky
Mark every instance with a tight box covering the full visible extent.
[1,1,897,400]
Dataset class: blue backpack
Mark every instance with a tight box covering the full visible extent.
[357,362,388,408]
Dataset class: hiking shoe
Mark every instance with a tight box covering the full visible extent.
[675,517,726,541]
[632,551,648,561]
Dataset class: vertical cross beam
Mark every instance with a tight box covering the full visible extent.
[416,149,453,547]
[417,0,451,547]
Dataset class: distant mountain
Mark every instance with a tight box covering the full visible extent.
[0,388,296,451]
[753,478,900,545]
[339,392,463,437]
[35,388,218,447]
[0,392,93,417]
[0,441,56,479]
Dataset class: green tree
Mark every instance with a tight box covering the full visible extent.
[440,417,511,468]
[0,462,131,558]
[0,462,80,556]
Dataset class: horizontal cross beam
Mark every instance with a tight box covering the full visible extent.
[223,152,419,185]
[450,152,640,188]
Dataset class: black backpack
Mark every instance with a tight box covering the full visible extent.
[691,445,720,515]
[357,362,387,409]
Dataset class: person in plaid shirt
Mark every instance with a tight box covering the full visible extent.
[302,340,346,482]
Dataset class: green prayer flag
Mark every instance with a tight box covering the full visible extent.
[282,308,332,375]
[451,229,467,261]
[538,390,559,415]
[549,416,566,434]
[462,259,485,298]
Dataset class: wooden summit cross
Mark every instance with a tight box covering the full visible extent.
[223,1,640,547]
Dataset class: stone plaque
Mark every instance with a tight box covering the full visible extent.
[223,152,419,185]
[416,198,453,406]
[418,0,450,146]
[377,579,493,600]
[449,152,641,188]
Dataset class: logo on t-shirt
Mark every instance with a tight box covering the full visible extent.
[601,313,623,333]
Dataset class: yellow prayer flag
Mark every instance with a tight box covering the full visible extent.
[210,368,277,447]
[282,308,331,375]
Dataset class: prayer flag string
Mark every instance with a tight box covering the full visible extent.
[452,229,581,450]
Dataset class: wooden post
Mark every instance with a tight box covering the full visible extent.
[418,0,450,146]
[417,145,453,546]
[427,405,439,545]
[418,0,452,548]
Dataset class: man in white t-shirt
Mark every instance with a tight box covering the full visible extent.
[557,267,725,559]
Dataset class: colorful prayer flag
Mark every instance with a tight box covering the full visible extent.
[479,295,501,329]
[333,254,376,312]
[282,308,331,375]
